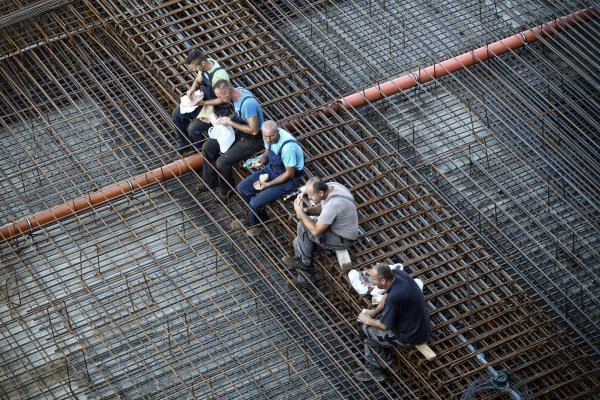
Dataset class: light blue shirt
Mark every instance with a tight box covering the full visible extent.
[265,129,304,170]
[234,88,264,127]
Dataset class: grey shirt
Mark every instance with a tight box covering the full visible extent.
[318,182,359,240]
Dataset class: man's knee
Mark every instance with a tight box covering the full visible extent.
[172,107,182,120]
[248,196,267,210]
[188,120,209,136]
[215,155,236,172]
[202,139,220,160]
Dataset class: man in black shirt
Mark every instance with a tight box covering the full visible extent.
[355,263,432,382]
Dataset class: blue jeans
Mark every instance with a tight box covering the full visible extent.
[237,169,302,225]
[172,106,210,152]
[202,137,263,195]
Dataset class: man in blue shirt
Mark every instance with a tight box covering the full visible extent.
[355,263,432,382]
[233,120,304,236]
[198,79,265,199]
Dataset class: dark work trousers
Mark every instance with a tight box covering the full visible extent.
[201,136,263,195]
[361,323,410,372]
[172,104,232,152]
[171,106,209,152]
[237,168,303,226]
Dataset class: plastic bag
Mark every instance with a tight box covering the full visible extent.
[208,124,235,153]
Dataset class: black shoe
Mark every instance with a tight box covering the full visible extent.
[355,368,386,383]
[195,182,217,193]
[231,220,245,232]
[282,256,310,271]
[217,191,229,202]
[287,278,311,289]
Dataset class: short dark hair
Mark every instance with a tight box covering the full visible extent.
[309,176,328,193]
[185,50,207,65]
[213,79,232,92]
[373,263,393,280]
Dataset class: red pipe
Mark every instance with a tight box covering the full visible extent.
[0,154,204,242]
[304,7,597,120]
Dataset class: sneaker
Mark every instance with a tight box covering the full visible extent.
[231,220,245,232]
[245,225,265,237]
[355,368,386,383]
[282,256,310,271]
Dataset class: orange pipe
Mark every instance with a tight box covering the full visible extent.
[0,154,204,242]
[305,7,597,120]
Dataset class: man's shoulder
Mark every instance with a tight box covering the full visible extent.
[327,183,355,203]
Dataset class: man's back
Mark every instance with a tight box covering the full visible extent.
[318,183,359,240]
[380,270,431,345]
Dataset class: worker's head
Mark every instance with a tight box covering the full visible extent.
[214,79,234,102]
[306,176,329,204]
[368,263,394,289]
[185,50,208,71]
[262,120,280,146]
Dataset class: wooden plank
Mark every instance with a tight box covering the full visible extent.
[336,249,352,272]
[415,344,436,361]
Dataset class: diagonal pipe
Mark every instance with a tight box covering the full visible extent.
[283,6,597,129]
[1,7,596,242]
[0,154,203,242]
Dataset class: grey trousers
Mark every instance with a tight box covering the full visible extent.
[293,221,354,269]
[361,323,410,371]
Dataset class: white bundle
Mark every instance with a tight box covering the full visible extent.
[179,90,204,113]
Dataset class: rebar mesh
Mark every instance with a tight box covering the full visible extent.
[259,0,599,351]
[0,0,598,399]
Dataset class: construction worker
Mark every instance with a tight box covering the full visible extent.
[355,263,432,382]
[233,120,305,237]
[197,79,264,199]
[172,50,231,154]
[284,176,359,287]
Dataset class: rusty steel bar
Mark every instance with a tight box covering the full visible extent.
[0,154,203,241]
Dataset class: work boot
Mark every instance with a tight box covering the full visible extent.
[282,256,310,271]
[217,189,231,202]
[287,270,315,289]
[195,181,217,193]
[245,225,265,238]
[231,220,245,232]
[286,278,311,289]
[355,368,386,383]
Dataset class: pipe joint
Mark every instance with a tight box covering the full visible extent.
[519,32,528,44]
[126,180,135,197]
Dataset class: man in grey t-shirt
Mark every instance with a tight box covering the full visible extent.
[284,176,359,287]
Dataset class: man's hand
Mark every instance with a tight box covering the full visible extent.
[357,312,373,324]
[293,194,304,215]
[251,160,265,169]
[215,117,232,126]
[360,309,376,318]
[186,90,203,106]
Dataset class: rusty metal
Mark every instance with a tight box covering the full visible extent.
[0,1,598,399]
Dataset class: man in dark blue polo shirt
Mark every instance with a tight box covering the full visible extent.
[355,263,432,382]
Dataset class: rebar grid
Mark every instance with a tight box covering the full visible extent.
[0,0,598,399]
[258,0,599,352]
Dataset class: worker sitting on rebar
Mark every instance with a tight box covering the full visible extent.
[354,263,432,382]
[232,120,305,237]
[284,176,358,288]
[196,79,265,200]
[172,50,232,155]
